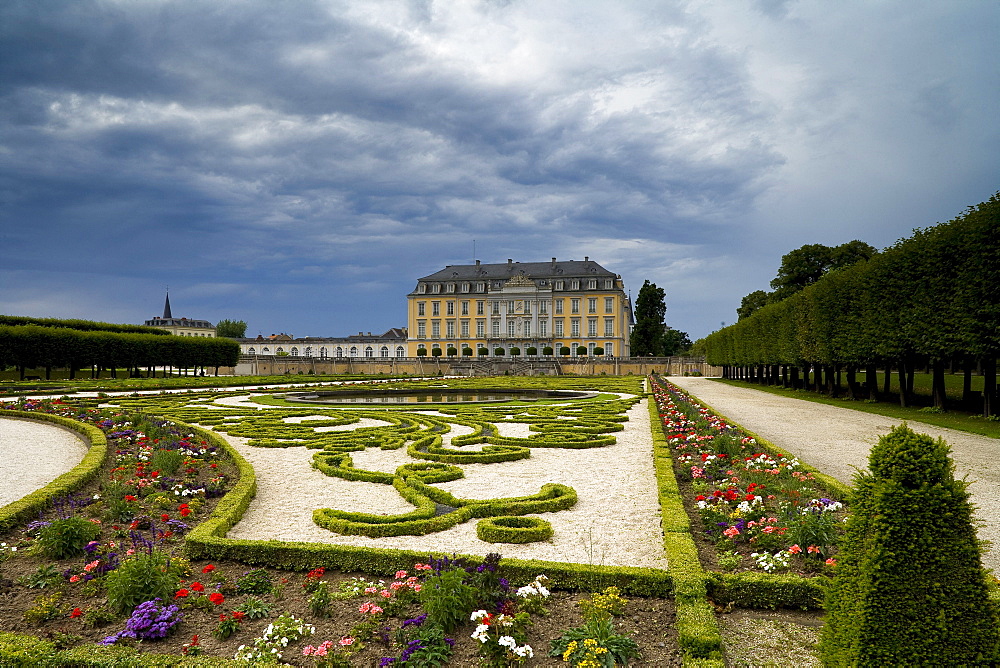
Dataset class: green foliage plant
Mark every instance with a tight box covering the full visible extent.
[234,568,273,595]
[550,586,640,666]
[820,424,1000,666]
[476,516,553,544]
[36,516,102,559]
[419,567,479,633]
[308,580,335,617]
[234,596,272,620]
[104,550,180,614]
[23,592,69,625]
[19,564,63,590]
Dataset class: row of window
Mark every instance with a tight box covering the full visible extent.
[416,297,617,317]
[416,342,614,355]
[177,332,213,337]
[247,346,406,358]
[415,317,616,338]
[416,278,615,294]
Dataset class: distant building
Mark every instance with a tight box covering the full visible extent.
[406,257,632,357]
[238,328,408,358]
[144,293,216,337]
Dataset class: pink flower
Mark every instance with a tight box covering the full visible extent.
[807,545,821,554]
[395,570,408,579]
[825,558,837,566]
[339,637,355,646]
[370,605,383,614]
[359,602,372,614]
[722,527,740,538]
[83,560,100,572]
[364,587,377,594]
[69,575,80,583]
[788,544,802,555]
[380,590,392,598]
[414,563,431,571]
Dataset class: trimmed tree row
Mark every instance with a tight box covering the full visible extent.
[704,192,1000,416]
[0,324,240,379]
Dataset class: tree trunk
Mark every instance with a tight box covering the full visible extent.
[898,360,910,408]
[931,358,947,411]
[984,358,997,418]
[846,366,857,400]
[883,366,891,395]
[962,357,974,405]
[866,364,879,401]
[790,366,800,389]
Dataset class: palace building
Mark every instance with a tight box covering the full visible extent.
[406,257,633,358]
[144,293,216,337]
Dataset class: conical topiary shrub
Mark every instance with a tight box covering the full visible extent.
[820,424,1000,666]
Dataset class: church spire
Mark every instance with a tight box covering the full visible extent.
[163,292,173,319]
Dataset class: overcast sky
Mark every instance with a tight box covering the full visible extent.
[2,1,997,341]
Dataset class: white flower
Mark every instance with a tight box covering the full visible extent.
[471,625,490,643]
[471,609,489,621]
[498,635,517,648]
[513,644,534,658]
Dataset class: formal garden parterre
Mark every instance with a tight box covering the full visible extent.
[3,373,996,665]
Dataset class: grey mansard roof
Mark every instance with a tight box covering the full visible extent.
[415,258,617,283]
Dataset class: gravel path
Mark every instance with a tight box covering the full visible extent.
[221,397,668,569]
[0,417,90,508]
[668,376,1000,573]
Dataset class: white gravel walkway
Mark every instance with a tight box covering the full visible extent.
[221,397,668,569]
[0,417,90,508]
[668,376,1000,574]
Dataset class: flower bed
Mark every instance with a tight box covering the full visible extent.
[649,375,848,576]
[0,386,684,665]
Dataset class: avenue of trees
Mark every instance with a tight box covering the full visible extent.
[629,280,691,357]
[0,322,241,379]
[704,192,1000,416]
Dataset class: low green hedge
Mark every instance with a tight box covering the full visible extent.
[0,631,237,666]
[476,516,554,544]
[706,572,827,610]
[0,412,107,533]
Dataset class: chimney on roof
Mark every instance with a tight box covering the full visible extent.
[585,256,589,262]
[551,257,556,264]
[476,260,480,266]
[507,259,512,265]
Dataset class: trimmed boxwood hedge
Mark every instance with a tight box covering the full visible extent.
[476,516,553,544]
[0,411,107,532]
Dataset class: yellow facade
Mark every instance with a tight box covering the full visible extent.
[406,258,631,358]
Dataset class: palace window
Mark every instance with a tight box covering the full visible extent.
[461,320,469,337]
[606,342,613,356]
[334,347,342,357]
[380,346,389,357]
[571,299,580,314]
[365,346,374,358]
[539,321,547,337]
[447,301,454,315]
[349,346,358,356]
[605,279,614,289]
[418,284,426,294]
[539,301,547,314]
[555,321,564,336]
[508,321,515,337]
[507,300,515,314]
[571,280,580,290]
[524,301,531,314]
[477,282,485,292]
[432,321,440,337]
[417,322,426,338]
[524,321,531,337]
[446,283,455,293]
[571,319,580,336]
[291,347,298,356]
[605,297,614,313]
[477,320,485,337]
[492,301,501,315]
[477,300,485,315]
[588,279,597,289]
[492,320,501,337]
[446,321,455,338]
[555,280,564,290]
[588,298,597,313]
[461,301,469,315]
[396,346,405,357]
[555,299,563,314]
[418,302,425,316]
[432,302,440,316]
[605,318,614,336]
[588,319,597,337]
[432,284,441,294]
[462,282,470,293]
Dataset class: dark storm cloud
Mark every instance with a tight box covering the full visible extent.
[1,1,997,338]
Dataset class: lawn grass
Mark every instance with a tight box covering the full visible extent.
[710,376,1000,439]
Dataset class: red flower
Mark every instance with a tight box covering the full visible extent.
[161,514,170,522]
[232,611,245,621]
[202,564,216,574]
[209,592,225,605]
[191,582,205,592]
[124,495,137,502]
[175,589,190,598]
[70,608,83,618]
[745,494,756,501]
[219,613,228,621]
[180,508,191,517]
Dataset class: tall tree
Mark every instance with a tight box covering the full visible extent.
[662,327,692,356]
[215,319,248,338]
[737,289,773,320]
[630,280,666,356]
[770,241,877,300]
